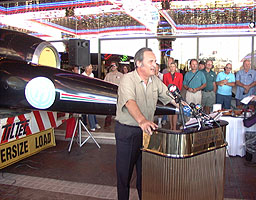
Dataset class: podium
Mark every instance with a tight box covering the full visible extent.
[142,120,228,200]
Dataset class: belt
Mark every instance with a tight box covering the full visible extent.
[203,90,213,92]
[116,121,140,129]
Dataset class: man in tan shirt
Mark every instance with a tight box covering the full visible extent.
[115,47,177,200]
[104,61,123,85]
[104,61,123,127]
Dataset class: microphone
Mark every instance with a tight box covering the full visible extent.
[167,84,192,129]
[183,105,192,117]
[195,104,211,120]
[195,104,203,116]
[166,91,175,100]
[195,104,202,111]
[189,102,202,130]
[168,84,182,103]
[189,102,199,118]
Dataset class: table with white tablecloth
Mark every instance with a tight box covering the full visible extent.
[220,116,256,157]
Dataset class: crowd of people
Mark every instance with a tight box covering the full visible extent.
[70,54,256,132]
[153,57,255,130]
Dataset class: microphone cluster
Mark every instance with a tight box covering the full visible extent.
[166,83,213,130]
[184,103,211,120]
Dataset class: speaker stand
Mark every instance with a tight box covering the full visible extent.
[68,116,101,152]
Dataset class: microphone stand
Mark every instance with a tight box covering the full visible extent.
[189,104,202,130]
[196,118,202,130]
[177,97,186,130]
[192,112,202,130]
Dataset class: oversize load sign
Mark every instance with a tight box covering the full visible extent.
[0,128,55,169]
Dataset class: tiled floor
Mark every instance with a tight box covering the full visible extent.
[0,140,140,200]
[1,173,118,199]
[0,116,256,200]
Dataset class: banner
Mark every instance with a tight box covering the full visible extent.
[0,128,55,169]
[0,111,61,144]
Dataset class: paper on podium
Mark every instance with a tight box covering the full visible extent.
[185,112,222,126]
[241,95,254,105]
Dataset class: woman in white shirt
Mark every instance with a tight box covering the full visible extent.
[82,64,101,131]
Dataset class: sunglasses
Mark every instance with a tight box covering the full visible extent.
[111,65,117,67]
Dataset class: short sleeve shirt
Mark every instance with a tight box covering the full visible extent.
[183,70,206,89]
[104,71,123,85]
[235,69,256,100]
[216,71,235,96]
[201,69,217,91]
[115,70,172,126]
[82,72,94,78]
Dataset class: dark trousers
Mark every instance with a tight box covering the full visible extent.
[81,115,87,126]
[216,93,232,109]
[115,121,142,200]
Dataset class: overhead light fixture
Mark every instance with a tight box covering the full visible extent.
[249,22,255,29]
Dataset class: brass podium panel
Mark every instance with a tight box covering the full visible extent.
[142,120,227,200]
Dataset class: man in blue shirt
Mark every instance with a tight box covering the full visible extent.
[183,59,206,105]
[216,63,235,109]
[235,59,256,110]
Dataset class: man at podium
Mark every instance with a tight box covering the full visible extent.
[115,47,177,200]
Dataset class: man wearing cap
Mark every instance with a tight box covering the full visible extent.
[104,61,123,127]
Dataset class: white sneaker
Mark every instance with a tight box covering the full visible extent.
[95,124,101,129]
[90,128,96,131]
[158,122,162,128]
[162,120,167,125]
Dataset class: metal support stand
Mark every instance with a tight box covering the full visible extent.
[68,116,101,152]
[178,100,186,130]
